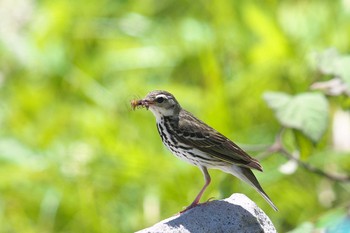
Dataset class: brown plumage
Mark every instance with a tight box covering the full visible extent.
[175,109,263,171]
[132,90,278,212]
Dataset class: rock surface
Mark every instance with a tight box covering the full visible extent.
[136,193,276,233]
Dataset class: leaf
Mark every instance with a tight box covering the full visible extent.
[293,130,314,159]
[262,92,291,109]
[264,92,329,142]
[334,56,350,90]
[315,48,350,90]
[317,209,349,233]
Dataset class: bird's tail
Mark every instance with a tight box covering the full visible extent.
[222,165,278,211]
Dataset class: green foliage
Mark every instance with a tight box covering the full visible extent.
[314,48,350,89]
[287,209,350,233]
[264,92,329,142]
[0,0,350,232]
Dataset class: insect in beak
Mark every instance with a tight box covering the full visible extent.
[131,99,150,110]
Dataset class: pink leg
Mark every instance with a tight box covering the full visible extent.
[180,166,211,213]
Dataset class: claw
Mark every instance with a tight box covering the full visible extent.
[205,197,215,203]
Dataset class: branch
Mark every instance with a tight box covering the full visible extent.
[266,129,350,183]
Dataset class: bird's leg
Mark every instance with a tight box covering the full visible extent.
[180,166,211,213]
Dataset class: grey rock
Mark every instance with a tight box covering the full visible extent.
[136,193,276,233]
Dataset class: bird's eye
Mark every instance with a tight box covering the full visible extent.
[156,97,165,103]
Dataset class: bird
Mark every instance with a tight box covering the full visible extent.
[131,90,278,212]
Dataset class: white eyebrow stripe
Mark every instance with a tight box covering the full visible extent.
[156,94,169,99]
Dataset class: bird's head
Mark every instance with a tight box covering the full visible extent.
[131,90,181,120]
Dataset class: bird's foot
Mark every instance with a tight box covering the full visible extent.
[178,197,215,214]
[178,202,200,214]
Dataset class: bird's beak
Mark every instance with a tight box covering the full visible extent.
[131,98,153,110]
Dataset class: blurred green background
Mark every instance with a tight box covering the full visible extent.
[1,0,350,232]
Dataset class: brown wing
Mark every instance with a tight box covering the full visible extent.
[173,110,263,171]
